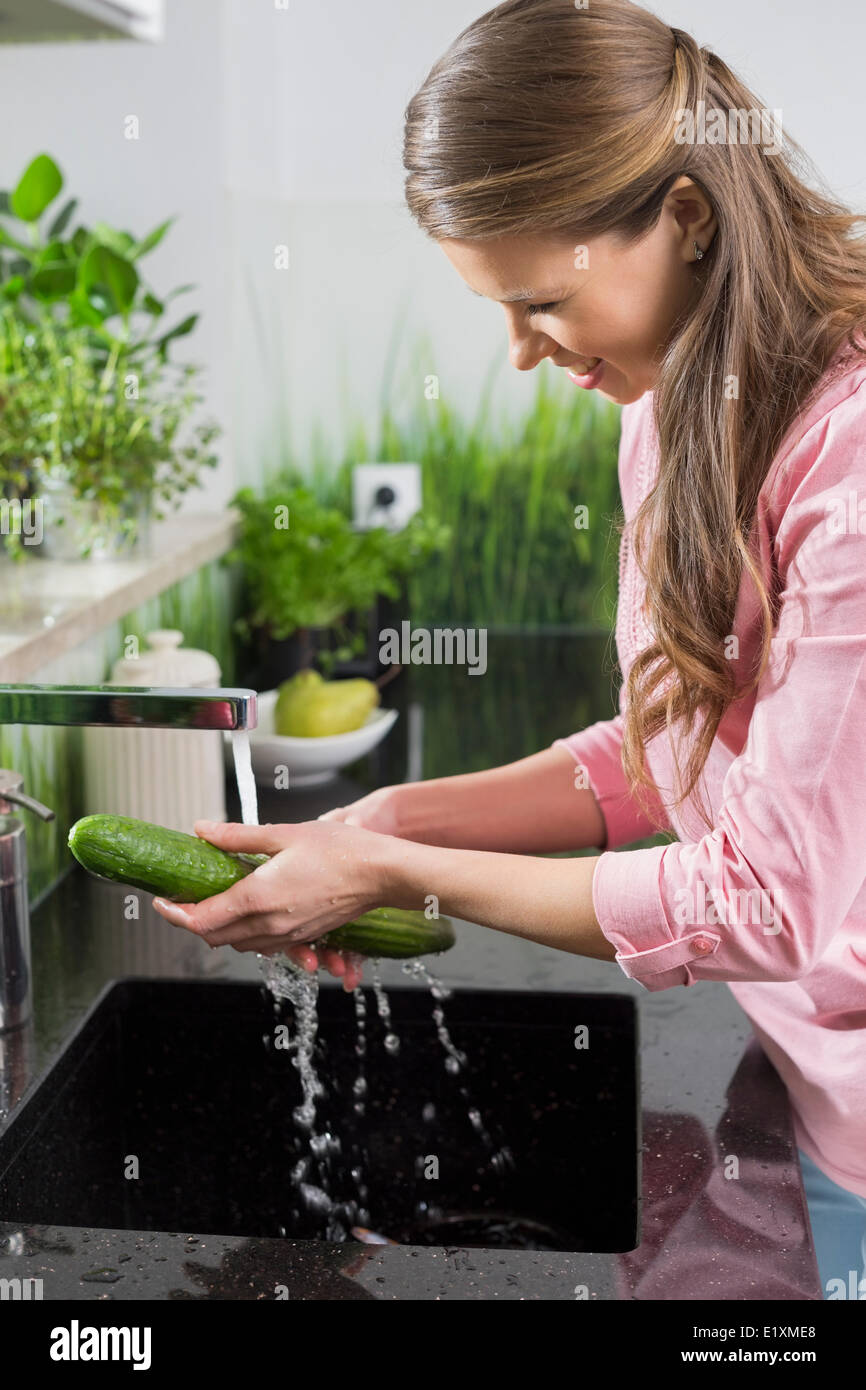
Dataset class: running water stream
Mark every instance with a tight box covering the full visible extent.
[231,731,258,827]
[229,741,512,1241]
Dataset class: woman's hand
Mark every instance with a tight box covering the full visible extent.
[150,819,390,991]
[316,783,405,836]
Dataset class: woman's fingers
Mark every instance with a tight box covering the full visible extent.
[234,936,286,956]
[165,875,276,938]
[317,947,346,976]
[207,909,321,948]
[283,944,320,973]
[336,951,364,990]
[151,891,366,987]
[152,892,299,947]
[246,939,364,990]
[192,819,288,855]
[152,897,195,928]
[248,941,363,991]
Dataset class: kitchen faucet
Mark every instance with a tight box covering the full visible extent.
[0,683,257,1032]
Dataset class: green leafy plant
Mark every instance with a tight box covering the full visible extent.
[0,152,220,558]
[0,152,197,363]
[226,483,451,672]
[0,307,219,558]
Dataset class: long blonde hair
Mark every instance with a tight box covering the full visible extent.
[402,0,866,830]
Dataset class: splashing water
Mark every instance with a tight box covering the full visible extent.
[352,986,368,1115]
[258,930,514,1235]
[261,955,368,1239]
[260,952,373,1238]
[402,959,466,1074]
[403,958,514,1176]
[259,955,324,1133]
[370,960,401,1055]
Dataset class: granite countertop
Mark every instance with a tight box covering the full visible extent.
[0,513,237,680]
[0,634,822,1299]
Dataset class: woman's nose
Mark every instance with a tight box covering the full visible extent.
[507,329,553,372]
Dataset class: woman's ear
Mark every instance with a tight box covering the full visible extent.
[667,177,717,257]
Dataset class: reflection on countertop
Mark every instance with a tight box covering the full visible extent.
[0,634,821,1299]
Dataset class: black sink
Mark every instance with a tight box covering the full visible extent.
[0,978,640,1252]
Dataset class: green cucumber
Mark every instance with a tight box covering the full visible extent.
[322,908,456,959]
[67,813,457,959]
[68,813,266,902]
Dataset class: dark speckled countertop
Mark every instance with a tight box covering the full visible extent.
[0,635,821,1299]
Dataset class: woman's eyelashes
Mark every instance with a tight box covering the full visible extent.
[525,301,560,318]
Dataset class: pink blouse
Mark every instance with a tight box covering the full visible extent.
[553,343,866,1198]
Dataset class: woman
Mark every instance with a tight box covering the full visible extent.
[154,0,866,1295]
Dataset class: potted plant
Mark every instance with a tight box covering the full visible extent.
[227,482,450,686]
[0,308,219,559]
[0,153,218,558]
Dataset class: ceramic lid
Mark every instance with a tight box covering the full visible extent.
[110,629,221,687]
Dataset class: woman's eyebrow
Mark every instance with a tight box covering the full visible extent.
[468,286,566,303]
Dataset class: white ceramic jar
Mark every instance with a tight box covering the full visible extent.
[82,629,228,833]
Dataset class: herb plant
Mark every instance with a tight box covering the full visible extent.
[0,308,219,558]
[227,483,450,671]
[0,152,219,557]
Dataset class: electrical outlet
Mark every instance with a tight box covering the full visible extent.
[352,463,422,531]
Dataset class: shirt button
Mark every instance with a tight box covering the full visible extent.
[693,936,713,953]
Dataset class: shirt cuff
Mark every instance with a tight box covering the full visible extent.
[591,844,722,992]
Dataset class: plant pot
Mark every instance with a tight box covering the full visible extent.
[33,470,152,562]
[247,588,407,689]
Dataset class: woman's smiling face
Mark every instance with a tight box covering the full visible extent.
[439,177,716,405]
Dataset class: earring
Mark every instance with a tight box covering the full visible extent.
[694,242,705,261]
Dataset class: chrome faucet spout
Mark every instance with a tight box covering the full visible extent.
[0,684,258,731]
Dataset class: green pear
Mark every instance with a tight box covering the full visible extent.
[275,671,380,738]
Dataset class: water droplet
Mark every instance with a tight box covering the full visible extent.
[299,1183,333,1215]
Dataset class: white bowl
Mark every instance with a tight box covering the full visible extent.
[225,688,399,787]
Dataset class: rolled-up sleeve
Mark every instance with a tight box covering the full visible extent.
[589,387,866,991]
[552,714,671,850]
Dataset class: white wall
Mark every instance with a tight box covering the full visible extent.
[220,0,866,486]
[659,0,866,208]
[0,0,863,503]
